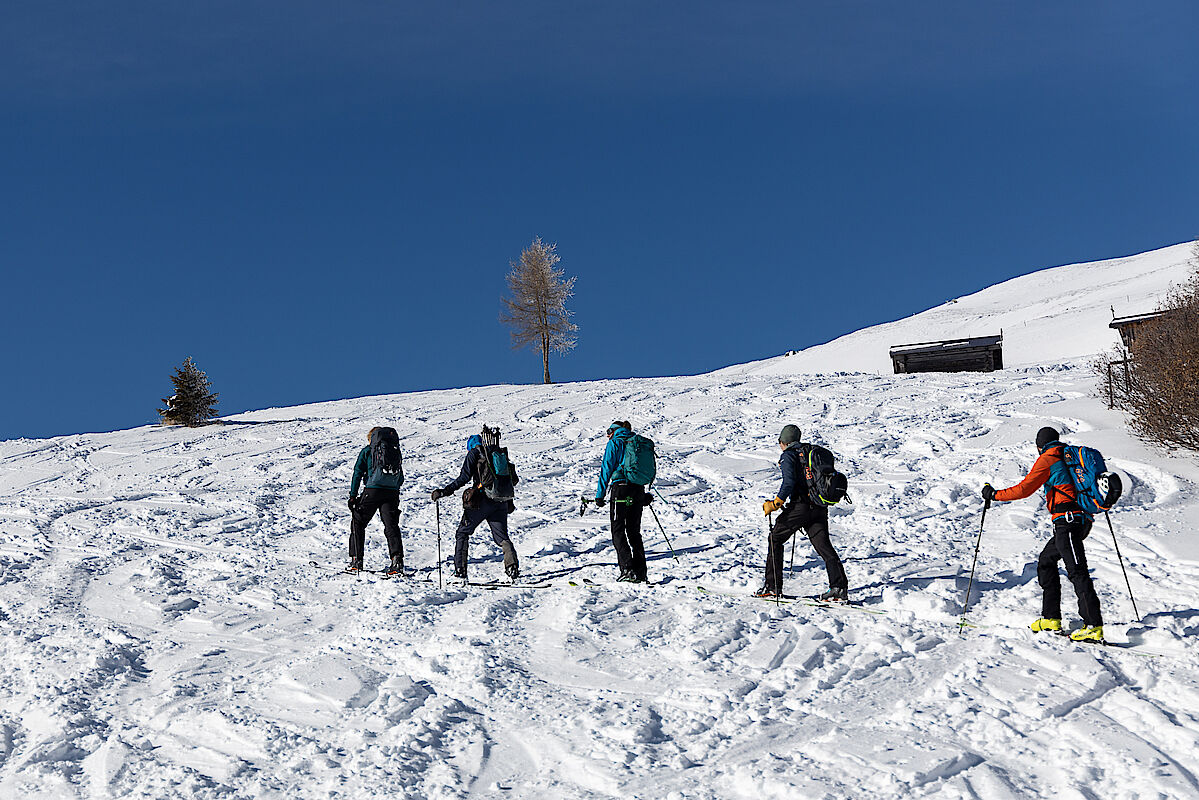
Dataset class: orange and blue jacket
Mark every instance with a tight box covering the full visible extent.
[994,443,1087,519]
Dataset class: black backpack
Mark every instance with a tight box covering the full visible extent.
[802,444,850,507]
[475,443,516,502]
[368,427,403,485]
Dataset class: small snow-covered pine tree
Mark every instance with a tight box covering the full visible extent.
[159,357,220,427]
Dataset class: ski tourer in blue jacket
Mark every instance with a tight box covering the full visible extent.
[592,421,650,582]
[595,424,636,502]
[770,440,807,509]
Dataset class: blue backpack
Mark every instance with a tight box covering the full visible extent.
[620,433,657,487]
[1060,444,1122,515]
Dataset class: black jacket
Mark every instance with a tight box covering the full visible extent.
[441,446,519,495]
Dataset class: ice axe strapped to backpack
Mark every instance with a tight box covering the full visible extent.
[474,425,516,502]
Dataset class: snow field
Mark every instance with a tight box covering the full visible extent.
[725,241,1196,375]
[0,367,1197,798]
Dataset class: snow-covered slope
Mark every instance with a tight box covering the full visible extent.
[723,241,1195,376]
[2,243,1198,798]
[2,368,1198,799]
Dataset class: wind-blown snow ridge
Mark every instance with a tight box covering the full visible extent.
[722,241,1195,376]
[1,245,1198,798]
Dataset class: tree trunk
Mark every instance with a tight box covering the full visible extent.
[542,334,551,384]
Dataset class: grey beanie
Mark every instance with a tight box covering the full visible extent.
[779,424,802,444]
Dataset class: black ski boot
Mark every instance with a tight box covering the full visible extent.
[616,571,638,583]
[346,557,364,573]
[819,587,848,603]
[753,585,780,598]
[501,542,520,582]
[385,555,404,576]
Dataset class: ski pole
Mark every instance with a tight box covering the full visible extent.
[789,530,797,575]
[646,500,679,563]
[653,487,680,511]
[579,494,590,517]
[435,498,443,590]
[768,512,779,607]
[958,499,989,635]
[349,497,361,581]
[1105,511,1140,622]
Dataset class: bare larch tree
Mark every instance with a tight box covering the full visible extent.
[500,238,578,384]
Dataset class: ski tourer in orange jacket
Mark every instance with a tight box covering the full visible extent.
[992,434,1086,520]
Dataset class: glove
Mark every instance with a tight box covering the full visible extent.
[595,496,606,508]
[348,496,358,511]
[431,489,444,502]
[763,497,784,516]
[981,484,996,503]
[641,493,654,507]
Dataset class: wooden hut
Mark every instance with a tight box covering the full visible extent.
[890,334,1003,374]
[1109,311,1167,349]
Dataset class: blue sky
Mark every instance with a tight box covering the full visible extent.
[2,2,1197,439]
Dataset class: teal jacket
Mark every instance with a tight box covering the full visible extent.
[350,445,404,495]
[595,427,635,501]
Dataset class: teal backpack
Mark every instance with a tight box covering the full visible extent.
[477,444,516,502]
[620,433,657,487]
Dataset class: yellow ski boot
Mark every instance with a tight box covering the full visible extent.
[1069,625,1104,643]
[1030,618,1062,633]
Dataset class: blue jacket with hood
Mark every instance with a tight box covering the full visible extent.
[595,426,637,500]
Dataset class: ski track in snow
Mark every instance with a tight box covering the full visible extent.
[0,368,1197,798]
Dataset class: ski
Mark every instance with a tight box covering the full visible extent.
[1052,631,1160,659]
[461,578,554,590]
[695,585,797,604]
[309,559,385,577]
[383,571,434,583]
[569,577,658,587]
[801,597,886,615]
[309,560,432,582]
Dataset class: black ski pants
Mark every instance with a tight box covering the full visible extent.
[454,497,516,576]
[1039,515,1102,627]
[350,487,403,561]
[764,502,846,594]
[610,482,647,580]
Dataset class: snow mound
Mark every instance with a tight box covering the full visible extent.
[723,241,1195,376]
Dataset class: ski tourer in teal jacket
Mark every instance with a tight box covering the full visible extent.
[595,423,635,502]
[350,446,404,496]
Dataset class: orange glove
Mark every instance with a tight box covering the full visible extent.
[763,497,784,515]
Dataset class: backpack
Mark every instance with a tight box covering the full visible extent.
[476,444,516,502]
[802,444,850,507]
[368,427,403,486]
[1060,444,1122,514]
[619,433,657,487]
